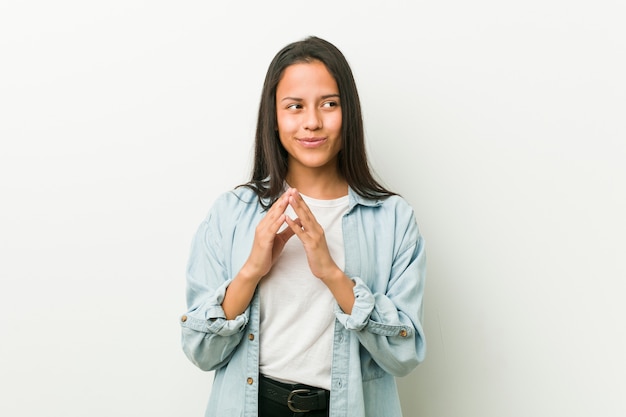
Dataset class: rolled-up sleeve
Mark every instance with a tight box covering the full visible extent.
[334,277,375,331]
[180,199,248,371]
[335,204,426,377]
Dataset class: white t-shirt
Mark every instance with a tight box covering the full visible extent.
[258,193,349,390]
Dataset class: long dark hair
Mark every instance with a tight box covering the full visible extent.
[241,36,395,209]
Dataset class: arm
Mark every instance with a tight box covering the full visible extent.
[336,206,427,377]
[181,191,297,370]
[181,210,248,371]
[283,188,356,314]
[220,192,296,319]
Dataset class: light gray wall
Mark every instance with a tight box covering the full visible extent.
[1,1,624,416]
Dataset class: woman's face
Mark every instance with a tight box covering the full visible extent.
[275,60,342,175]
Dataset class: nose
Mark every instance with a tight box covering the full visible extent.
[303,107,322,131]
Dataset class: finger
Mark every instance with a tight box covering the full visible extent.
[276,220,298,242]
[270,192,290,216]
[259,194,289,231]
[289,194,323,237]
[285,215,305,237]
[288,190,314,223]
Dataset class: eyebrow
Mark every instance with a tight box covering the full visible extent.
[280,93,340,102]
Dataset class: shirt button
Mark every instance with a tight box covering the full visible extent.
[247,377,254,385]
[248,333,255,341]
[399,329,407,337]
[181,315,187,323]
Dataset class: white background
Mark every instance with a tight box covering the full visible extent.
[1,1,625,416]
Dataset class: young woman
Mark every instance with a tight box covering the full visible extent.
[181,36,426,417]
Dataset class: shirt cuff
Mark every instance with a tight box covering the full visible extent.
[334,277,375,331]
[181,279,249,336]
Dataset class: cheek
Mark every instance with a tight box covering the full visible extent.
[327,112,342,133]
[276,114,298,135]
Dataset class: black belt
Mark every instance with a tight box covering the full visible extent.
[259,375,329,413]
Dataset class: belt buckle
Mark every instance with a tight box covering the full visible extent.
[287,388,312,413]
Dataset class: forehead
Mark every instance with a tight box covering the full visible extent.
[276,61,338,95]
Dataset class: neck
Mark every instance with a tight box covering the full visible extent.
[285,166,348,200]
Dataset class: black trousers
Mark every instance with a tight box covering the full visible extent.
[258,376,330,417]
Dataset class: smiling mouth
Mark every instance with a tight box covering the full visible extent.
[297,137,326,148]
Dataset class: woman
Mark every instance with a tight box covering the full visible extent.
[181,36,426,417]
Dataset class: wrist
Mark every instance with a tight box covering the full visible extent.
[321,268,356,314]
[237,263,263,284]
[320,267,352,287]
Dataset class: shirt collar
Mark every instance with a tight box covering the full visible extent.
[348,187,384,210]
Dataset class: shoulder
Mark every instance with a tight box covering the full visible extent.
[380,195,419,231]
[366,194,422,240]
[217,186,259,206]
[378,196,424,254]
[355,193,416,220]
[379,194,414,212]
[203,186,263,222]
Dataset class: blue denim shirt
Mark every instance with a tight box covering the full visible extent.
[181,186,426,417]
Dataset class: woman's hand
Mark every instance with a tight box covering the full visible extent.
[240,192,297,282]
[283,188,340,280]
[284,188,355,313]
[222,192,296,319]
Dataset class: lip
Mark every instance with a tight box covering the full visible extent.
[296,137,327,148]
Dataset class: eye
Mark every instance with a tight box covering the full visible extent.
[286,103,303,110]
[322,101,339,108]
